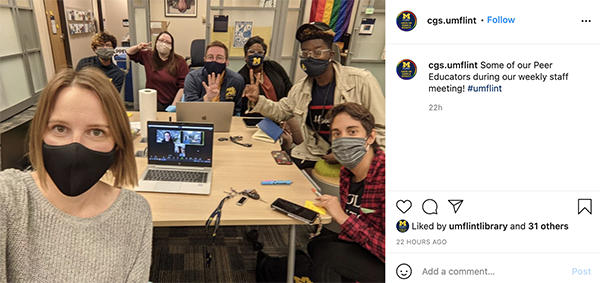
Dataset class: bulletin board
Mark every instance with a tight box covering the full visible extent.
[66,8,95,35]
[211,26,272,57]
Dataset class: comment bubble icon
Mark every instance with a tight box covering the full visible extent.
[422,199,438,215]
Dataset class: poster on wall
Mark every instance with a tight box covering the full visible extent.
[359,18,376,35]
[233,21,253,48]
[165,0,196,17]
[67,9,87,21]
[67,9,75,20]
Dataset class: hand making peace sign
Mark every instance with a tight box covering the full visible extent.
[242,69,261,103]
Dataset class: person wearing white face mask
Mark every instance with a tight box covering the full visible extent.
[128,31,189,111]
[308,102,385,283]
[76,32,124,92]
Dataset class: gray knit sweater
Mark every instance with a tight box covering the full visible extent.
[0,169,153,282]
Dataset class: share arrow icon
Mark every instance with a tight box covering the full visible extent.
[448,199,463,213]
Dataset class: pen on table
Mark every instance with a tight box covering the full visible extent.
[261,180,293,185]
[311,188,322,197]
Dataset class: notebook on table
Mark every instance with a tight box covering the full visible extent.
[135,121,214,195]
[252,117,284,143]
[176,101,234,132]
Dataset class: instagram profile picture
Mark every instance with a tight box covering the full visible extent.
[397,11,417,31]
[397,219,409,233]
[397,59,417,80]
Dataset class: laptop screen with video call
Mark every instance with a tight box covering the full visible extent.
[147,121,214,168]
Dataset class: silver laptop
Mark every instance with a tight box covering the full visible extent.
[176,101,234,132]
[135,121,214,195]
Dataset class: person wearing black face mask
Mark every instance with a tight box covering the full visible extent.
[0,68,152,282]
[244,22,386,170]
[184,40,246,116]
[76,31,125,92]
[237,36,303,149]
[238,36,293,103]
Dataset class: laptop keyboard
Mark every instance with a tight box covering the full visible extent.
[144,169,208,183]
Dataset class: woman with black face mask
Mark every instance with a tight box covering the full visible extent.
[308,102,385,283]
[238,36,303,149]
[0,68,152,282]
[238,36,293,103]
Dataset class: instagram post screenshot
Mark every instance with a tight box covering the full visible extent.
[387,0,599,282]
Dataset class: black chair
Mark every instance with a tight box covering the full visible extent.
[332,42,342,64]
[189,39,206,69]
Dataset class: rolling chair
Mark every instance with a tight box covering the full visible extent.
[332,42,342,64]
[188,39,206,70]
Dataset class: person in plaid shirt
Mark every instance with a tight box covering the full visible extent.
[308,102,385,283]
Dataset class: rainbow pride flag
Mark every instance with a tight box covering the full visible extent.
[309,0,355,42]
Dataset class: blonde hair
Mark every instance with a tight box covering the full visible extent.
[29,68,138,188]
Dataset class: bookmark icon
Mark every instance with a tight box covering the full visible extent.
[578,199,592,215]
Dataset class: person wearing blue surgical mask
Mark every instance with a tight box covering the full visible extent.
[244,22,385,171]
[0,68,152,282]
[184,40,246,116]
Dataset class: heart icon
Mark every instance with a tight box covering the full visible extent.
[396,200,412,214]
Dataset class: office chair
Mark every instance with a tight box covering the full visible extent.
[332,42,342,65]
[189,39,206,69]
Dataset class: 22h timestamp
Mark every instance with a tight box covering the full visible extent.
[429,104,443,111]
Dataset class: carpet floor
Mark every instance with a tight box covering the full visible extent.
[150,225,314,283]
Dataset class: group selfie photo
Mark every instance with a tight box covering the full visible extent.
[0,0,386,282]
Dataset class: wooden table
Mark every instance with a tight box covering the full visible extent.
[129,112,331,282]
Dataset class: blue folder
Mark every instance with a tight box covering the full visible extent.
[256,117,284,141]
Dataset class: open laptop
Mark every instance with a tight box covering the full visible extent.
[176,101,234,132]
[135,121,214,195]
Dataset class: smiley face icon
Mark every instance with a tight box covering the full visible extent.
[397,263,412,279]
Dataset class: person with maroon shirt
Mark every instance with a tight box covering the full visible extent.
[309,102,385,283]
[127,31,189,111]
